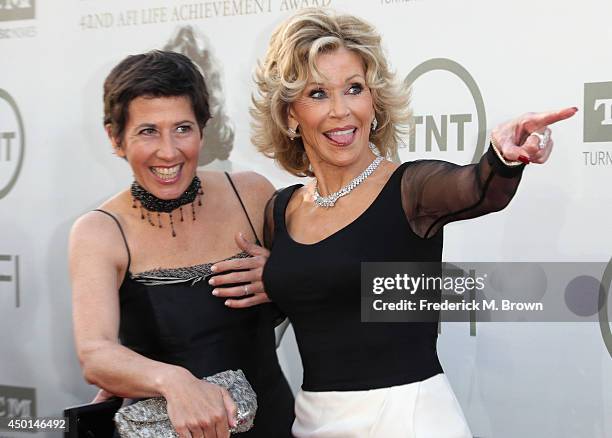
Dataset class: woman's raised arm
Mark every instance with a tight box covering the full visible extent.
[402,107,577,238]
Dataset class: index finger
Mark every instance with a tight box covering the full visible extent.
[221,388,238,429]
[225,294,270,308]
[525,106,578,131]
[211,256,259,274]
[235,232,269,257]
[214,406,230,438]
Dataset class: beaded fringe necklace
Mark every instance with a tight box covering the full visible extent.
[130,176,203,237]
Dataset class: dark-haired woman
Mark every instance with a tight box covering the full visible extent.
[69,50,294,438]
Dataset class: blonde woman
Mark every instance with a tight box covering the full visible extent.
[211,8,576,437]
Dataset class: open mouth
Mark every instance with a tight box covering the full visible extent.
[150,164,182,181]
[324,127,357,146]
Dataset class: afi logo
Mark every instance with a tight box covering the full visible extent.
[0,255,20,307]
[584,82,612,142]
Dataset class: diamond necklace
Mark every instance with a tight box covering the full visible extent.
[313,144,384,208]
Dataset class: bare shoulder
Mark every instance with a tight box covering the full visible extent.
[377,160,401,182]
[230,171,274,193]
[71,189,129,246]
[285,183,309,217]
[71,209,119,239]
[197,169,274,195]
[225,171,275,204]
[197,169,225,187]
[69,208,129,272]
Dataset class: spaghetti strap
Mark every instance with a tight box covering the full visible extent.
[224,172,262,246]
[92,209,131,272]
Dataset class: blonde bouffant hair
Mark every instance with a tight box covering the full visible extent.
[251,8,411,177]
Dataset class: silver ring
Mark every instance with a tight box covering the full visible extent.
[243,285,249,296]
[531,130,550,150]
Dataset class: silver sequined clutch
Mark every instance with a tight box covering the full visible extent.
[114,369,257,437]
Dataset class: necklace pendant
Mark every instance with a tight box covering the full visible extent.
[313,148,384,209]
[314,194,337,208]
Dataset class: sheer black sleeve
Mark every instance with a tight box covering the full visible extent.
[401,144,526,239]
[263,190,281,250]
[262,190,287,328]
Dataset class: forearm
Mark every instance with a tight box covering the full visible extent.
[405,144,526,238]
[79,341,236,436]
[79,340,189,399]
[471,144,526,212]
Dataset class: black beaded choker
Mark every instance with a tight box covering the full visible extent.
[131,176,203,237]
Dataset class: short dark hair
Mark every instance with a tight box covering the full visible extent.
[103,50,211,143]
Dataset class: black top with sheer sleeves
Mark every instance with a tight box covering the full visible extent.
[264,144,525,244]
[261,144,525,392]
[402,143,525,238]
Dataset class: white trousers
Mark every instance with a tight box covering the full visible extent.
[292,373,472,438]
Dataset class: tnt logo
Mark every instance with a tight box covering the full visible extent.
[0,385,36,430]
[0,132,15,161]
[0,0,35,22]
[408,114,473,152]
[0,90,25,199]
[398,58,487,164]
[584,81,612,142]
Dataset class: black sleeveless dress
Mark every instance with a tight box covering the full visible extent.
[96,173,294,437]
[263,146,525,392]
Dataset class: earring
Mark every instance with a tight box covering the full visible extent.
[288,126,298,140]
[371,117,378,132]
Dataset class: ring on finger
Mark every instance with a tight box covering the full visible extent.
[243,284,249,296]
[530,129,550,150]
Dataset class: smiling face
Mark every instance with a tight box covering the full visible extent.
[110,95,202,200]
[288,47,375,170]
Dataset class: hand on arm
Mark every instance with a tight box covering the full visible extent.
[210,173,278,309]
[210,232,272,308]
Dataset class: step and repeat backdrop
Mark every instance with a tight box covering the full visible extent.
[1,0,611,436]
